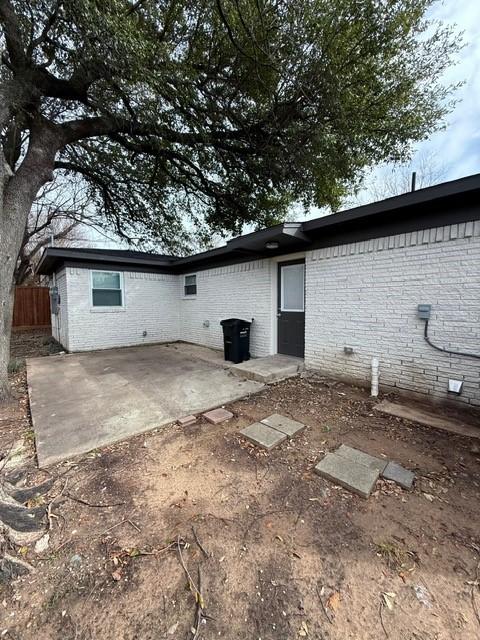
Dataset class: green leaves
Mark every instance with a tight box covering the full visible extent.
[4,0,461,249]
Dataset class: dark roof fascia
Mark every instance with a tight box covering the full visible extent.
[226,222,308,249]
[55,247,178,261]
[171,204,480,272]
[171,224,310,272]
[37,248,176,275]
[304,201,480,253]
[170,244,241,269]
[226,222,284,247]
[60,259,175,275]
[54,255,265,276]
[303,172,480,234]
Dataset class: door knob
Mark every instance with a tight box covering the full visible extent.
[277,312,281,317]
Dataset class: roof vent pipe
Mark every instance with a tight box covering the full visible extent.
[371,357,379,397]
[411,171,417,192]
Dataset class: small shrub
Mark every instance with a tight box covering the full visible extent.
[47,337,64,354]
[24,428,35,443]
[8,358,25,374]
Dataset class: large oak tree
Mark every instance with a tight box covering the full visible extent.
[0,0,459,399]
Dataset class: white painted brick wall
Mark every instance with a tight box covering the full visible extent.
[58,220,479,407]
[50,269,68,349]
[65,268,180,351]
[179,260,273,357]
[305,222,480,406]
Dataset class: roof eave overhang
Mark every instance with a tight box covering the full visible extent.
[225,222,310,252]
[36,250,175,276]
[304,174,480,235]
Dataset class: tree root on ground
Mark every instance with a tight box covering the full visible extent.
[0,471,52,581]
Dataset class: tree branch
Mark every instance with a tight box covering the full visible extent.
[27,1,62,57]
[0,0,28,68]
[59,114,266,158]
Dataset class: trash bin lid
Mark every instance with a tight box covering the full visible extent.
[220,318,251,327]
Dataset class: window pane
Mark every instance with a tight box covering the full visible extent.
[92,289,122,306]
[184,274,197,295]
[92,272,121,289]
[281,264,304,311]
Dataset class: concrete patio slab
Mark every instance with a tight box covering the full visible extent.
[314,452,379,498]
[382,461,415,490]
[239,422,287,450]
[260,413,305,438]
[230,354,304,383]
[336,444,387,473]
[375,400,480,439]
[164,342,228,367]
[27,344,264,467]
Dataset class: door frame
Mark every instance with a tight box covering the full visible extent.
[275,256,306,357]
[268,252,306,355]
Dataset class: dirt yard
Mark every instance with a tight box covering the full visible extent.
[1,338,480,639]
[9,328,63,361]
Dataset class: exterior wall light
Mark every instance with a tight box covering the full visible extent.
[265,241,279,249]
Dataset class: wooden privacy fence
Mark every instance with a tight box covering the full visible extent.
[12,286,51,329]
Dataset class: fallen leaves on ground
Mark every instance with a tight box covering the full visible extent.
[381,592,396,610]
[327,591,341,612]
[104,539,164,582]
[298,621,309,636]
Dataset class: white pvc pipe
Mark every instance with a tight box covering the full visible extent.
[371,357,379,397]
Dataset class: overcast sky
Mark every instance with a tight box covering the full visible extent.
[405,0,480,182]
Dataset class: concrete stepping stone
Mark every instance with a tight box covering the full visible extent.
[260,414,305,438]
[382,461,415,490]
[240,422,287,450]
[336,444,387,473]
[178,415,197,426]
[203,408,233,424]
[314,452,379,499]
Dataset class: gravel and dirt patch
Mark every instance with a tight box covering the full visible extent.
[1,340,480,639]
[10,328,63,363]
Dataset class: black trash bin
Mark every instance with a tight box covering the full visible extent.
[220,318,252,364]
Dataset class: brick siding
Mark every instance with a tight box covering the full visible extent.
[64,268,180,352]
[304,222,480,406]
[179,260,272,357]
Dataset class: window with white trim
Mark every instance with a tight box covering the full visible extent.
[91,271,123,307]
[184,274,197,296]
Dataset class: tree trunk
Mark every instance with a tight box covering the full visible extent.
[0,122,61,401]
[0,155,15,401]
[14,252,32,286]
[0,177,26,402]
[0,288,14,402]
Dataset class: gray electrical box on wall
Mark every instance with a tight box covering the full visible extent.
[50,286,60,315]
[417,304,431,319]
